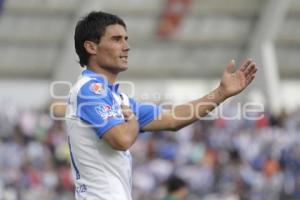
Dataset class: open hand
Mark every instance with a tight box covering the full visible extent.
[219,59,257,99]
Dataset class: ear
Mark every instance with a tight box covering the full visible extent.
[84,41,97,55]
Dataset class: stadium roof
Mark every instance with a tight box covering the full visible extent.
[0,0,299,81]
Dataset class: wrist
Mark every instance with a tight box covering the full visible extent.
[215,86,228,101]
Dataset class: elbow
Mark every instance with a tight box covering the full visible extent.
[111,139,131,151]
[112,135,135,151]
[117,139,132,151]
[168,121,181,132]
[114,145,130,151]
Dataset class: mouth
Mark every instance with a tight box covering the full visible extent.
[120,55,128,63]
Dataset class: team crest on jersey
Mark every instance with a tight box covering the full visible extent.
[90,83,104,95]
[95,103,123,120]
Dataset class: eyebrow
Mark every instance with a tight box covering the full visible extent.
[111,35,128,40]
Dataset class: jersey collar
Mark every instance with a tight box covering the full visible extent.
[108,84,120,93]
[82,69,120,92]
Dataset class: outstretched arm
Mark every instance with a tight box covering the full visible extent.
[142,59,257,132]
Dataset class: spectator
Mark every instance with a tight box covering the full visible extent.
[163,175,188,200]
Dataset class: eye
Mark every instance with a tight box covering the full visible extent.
[112,36,122,42]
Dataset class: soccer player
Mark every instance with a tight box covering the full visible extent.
[66,11,257,200]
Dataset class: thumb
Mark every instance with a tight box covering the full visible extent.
[226,59,235,73]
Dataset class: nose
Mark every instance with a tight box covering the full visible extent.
[123,40,130,52]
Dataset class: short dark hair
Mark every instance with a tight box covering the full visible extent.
[166,175,187,193]
[74,11,126,67]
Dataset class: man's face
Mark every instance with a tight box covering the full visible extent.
[95,24,129,73]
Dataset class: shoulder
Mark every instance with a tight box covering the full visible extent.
[76,76,108,98]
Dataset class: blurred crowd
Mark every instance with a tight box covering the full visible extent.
[131,106,300,200]
[0,101,300,200]
[0,102,73,200]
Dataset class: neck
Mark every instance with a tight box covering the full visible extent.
[87,65,118,84]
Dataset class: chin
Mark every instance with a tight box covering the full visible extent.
[119,65,128,71]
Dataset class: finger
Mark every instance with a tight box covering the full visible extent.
[121,104,129,109]
[245,63,256,77]
[246,74,256,85]
[245,66,257,80]
[249,67,258,76]
[240,58,252,72]
[124,112,135,121]
[121,104,131,114]
[122,110,131,119]
[121,104,129,113]
[226,59,236,73]
[122,108,131,116]
[122,108,130,114]
[121,105,134,119]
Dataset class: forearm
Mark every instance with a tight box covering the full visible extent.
[172,87,227,130]
[103,117,139,151]
[119,118,139,147]
[143,59,257,132]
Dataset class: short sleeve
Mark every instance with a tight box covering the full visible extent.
[76,80,125,138]
[129,98,162,129]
